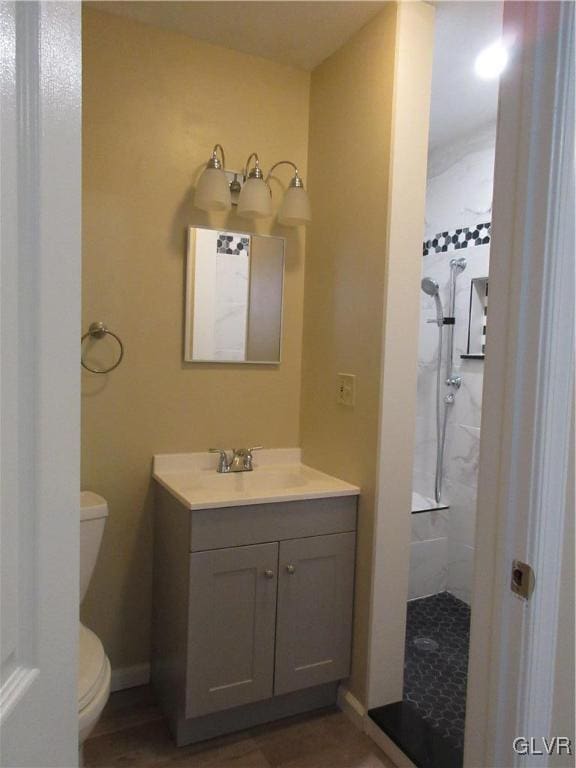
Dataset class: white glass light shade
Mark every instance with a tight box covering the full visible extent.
[278,186,311,226]
[194,167,231,212]
[237,177,272,219]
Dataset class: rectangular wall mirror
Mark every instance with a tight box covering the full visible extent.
[184,227,284,363]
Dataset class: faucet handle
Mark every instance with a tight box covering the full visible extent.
[244,446,263,471]
[209,448,230,473]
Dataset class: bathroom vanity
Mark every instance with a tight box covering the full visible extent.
[151,449,359,745]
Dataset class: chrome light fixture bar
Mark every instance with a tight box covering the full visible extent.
[194,144,311,226]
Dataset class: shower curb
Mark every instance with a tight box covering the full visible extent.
[337,686,417,768]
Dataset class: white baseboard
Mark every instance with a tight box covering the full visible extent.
[337,685,416,768]
[337,685,366,732]
[110,663,150,693]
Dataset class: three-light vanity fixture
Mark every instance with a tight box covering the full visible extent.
[194,144,311,226]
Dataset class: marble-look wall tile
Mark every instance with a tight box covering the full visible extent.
[412,415,437,479]
[447,542,475,605]
[448,370,484,429]
[409,538,448,600]
[412,469,436,503]
[417,311,442,370]
[445,423,481,489]
[411,509,449,542]
[410,129,494,602]
[425,127,496,240]
[446,480,477,548]
[213,250,249,360]
[214,306,248,360]
[415,366,439,421]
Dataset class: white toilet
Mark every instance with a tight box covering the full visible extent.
[79,492,111,755]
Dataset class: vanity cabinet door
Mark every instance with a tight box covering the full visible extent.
[274,532,356,696]
[186,542,278,718]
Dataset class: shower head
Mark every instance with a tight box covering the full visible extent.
[421,277,440,297]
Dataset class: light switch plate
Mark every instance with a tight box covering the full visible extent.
[337,373,356,407]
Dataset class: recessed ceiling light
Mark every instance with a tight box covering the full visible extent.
[474,40,509,80]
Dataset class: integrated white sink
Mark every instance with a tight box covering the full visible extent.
[153,449,360,510]
[179,468,308,494]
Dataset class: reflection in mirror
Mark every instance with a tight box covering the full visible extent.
[185,227,284,363]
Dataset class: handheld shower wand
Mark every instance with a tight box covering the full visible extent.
[420,260,467,504]
[421,277,443,326]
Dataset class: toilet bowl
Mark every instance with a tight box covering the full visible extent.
[79,492,111,755]
[78,623,111,743]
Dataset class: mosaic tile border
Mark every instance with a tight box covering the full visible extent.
[216,233,250,255]
[423,222,491,257]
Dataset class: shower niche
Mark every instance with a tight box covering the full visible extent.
[462,276,488,359]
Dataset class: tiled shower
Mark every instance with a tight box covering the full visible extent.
[402,127,496,758]
[409,126,495,605]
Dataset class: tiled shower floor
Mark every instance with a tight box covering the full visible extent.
[403,592,471,751]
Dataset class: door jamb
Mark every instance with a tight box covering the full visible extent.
[465,3,575,766]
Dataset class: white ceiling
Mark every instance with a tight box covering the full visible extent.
[429,1,503,150]
[86,1,503,150]
[86,1,387,71]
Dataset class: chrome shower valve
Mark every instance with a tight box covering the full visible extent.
[446,375,462,389]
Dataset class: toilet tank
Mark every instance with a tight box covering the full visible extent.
[80,491,109,604]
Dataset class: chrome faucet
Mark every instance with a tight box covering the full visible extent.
[209,447,262,473]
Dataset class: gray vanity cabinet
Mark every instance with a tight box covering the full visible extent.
[152,487,358,746]
[186,543,278,718]
[274,532,355,696]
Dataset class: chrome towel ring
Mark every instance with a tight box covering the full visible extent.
[81,321,124,374]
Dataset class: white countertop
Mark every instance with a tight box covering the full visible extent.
[152,449,360,510]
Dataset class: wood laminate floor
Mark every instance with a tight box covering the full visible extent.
[84,686,396,768]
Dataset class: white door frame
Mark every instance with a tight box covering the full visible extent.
[363,1,574,766]
[465,2,574,766]
[0,2,81,766]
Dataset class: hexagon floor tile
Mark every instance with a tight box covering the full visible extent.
[403,591,471,750]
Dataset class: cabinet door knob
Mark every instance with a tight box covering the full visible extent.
[263,569,275,579]
[286,564,296,575]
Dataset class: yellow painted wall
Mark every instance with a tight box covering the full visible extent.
[301,6,398,703]
[81,8,310,669]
